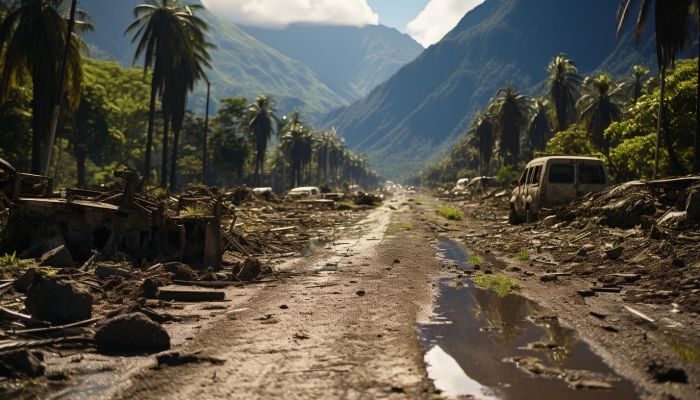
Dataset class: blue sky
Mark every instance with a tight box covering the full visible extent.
[201,0,485,47]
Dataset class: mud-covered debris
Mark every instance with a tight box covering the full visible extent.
[162,262,197,281]
[95,265,134,278]
[354,192,383,206]
[604,247,623,260]
[157,288,225,302]
[141,276,172,299]
[39,245,74,269]
[13,268,38,293]
[571,380,613,390]
[0,349,45,377]
[685,189,700,220]
[237,258,262,281]
[155,350,225,366]
[95,313,170,352]
[577,290,595,297]
[25,275,93,325]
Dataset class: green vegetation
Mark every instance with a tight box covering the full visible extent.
[373,201,383,207]
[515,251,531,261]
[474,274,521,297]
[469,255,484,265]
[0,251,29,268]
[413,200,423,205]
[385,222,413,235]
[455,279,464,286]
[668,337,700,363]
[180,204,206,217]
[436,206,464,221]
[506,265,516,272]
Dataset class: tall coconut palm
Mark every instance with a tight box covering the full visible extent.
[527,99,552,153]
[578,73,624,156]
[541,54,583,133]
[247,95,278,186]
[616,0,691,178]
[0,0,92,174]
[126,0,206,185]
[488,84,533,167]
[466,112,495,175]
[623,65,650,104]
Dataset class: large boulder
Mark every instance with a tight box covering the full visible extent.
[39,245,74,269]
[25,275,93,324]
[95,313,170,352]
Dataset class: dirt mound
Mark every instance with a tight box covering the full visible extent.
[161,262,197,280]
[354,192,383,206]
[24,275,93,324]
[568,182,656,229]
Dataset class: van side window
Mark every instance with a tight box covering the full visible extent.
[578,165,605,184]
[528,165,542,185]
[549,164,574,183]
[518,168,530,185]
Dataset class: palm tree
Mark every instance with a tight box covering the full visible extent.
[616,0,691,178]
[578,73,624,156]
[488,84,533,167]
[466,112,495,175]
[168,22,213,191]
[126,0,206,185]
[541,54,582,133]
[527,99,552,153]
[247,95,278,186]
[0,0,92,174]
[623,65,650,104]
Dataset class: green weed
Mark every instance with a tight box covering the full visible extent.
[469,255,483,265]
[385,222,413,235]
[515,251,531,261]
[373,201,383,207]
[504,242,515,249]
[414,200,423,205]
[0,251,29,268]
[455,279,463,286]
[668,337,700,363]
[473,274,521,297]
[180,204,206,217]
[436,206,463,221]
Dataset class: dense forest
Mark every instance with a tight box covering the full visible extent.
[0,0,380,193]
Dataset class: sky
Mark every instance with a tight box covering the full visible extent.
[200,0,485,47]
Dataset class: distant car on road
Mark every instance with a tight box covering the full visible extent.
[289,186,321,199]
[252,187,273,193]
[509,156,609,224]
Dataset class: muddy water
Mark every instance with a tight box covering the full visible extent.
[420,238,639,400]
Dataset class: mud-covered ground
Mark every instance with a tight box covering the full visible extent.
[2,190,699,400]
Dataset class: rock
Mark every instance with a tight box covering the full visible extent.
[543,215,557,227]
[0,350,45,377]
[672,259,686,268]
[161,262,197,280]
[577,248,588,256]
[356,290,366,296]
[25,275,93,324]
[577,289,596,297]
[572,380,613,390]
[140,276,170,299]
[604,247,623,260]
[237,258,261,281]
[95,313,170,352]
[685,189,700,220]
[540,274,558,282]
[13,268,39,293]
[95,265,134,278]
[39,245,74,269]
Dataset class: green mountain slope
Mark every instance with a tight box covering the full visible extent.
[318,0,668,179]
[79,0,346,117]
[239,24,423,102]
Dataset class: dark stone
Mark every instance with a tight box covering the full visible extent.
[0,350,45,377]
[685,189,700,220]
[604,247,623,260]
[540,274,558,282]
[25,275,92,325]
[95,313,170,352]
[356,290,366,296]
[648,362,688,383]
[237,259,261,281]
[140,276,171,298]
[39,245,74,269]
[578,290,596,297]
[13,268,39,293]
[671,259,686,268]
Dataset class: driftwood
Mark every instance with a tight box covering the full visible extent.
[14,317,101,335]
[0,337,95,352]
[0,307,51,327]
[158,289,225,302]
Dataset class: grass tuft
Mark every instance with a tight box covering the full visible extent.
[668,337,700,363]
[469,255,483,265]
[0,251,29,268]
[180,204,206,217]
[473,274,520,297]
[386,222,413,235]
[414,200,423,205]
[436,206,463,221]
[372,201,383,207]
[515,251,531,261]
[455,279,463,286]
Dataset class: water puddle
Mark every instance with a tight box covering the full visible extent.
[420,238,639,400]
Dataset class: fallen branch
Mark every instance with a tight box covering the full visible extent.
[14,317,101,335]
[623,306,655,323]
[0,336,95,352]
[0,307,50,327]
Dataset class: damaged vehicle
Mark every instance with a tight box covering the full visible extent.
[509,156,609,224]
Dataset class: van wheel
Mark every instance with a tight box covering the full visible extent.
[508,208,520,225]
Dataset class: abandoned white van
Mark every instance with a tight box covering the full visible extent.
[509,156,609,223]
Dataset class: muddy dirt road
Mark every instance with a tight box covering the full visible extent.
[42,192,700,400]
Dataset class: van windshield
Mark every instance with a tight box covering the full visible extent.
[548,165,574,184]
[578,164,605,184]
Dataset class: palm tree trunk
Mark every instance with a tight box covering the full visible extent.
[161,100,169,188]
[76,148,86,187]
[693,43,700,173]
[169,124,181,192]
[144,79,157,185]
[654,66,665,180]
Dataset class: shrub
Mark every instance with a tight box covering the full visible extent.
[515,251,531,261]
[436,206,463,221]
[473,274,520,296]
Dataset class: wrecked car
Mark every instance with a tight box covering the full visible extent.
[509,156,609,224]
[289,186,321,199]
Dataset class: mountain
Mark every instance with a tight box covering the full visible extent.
[78,1,422,118]
[79,0,346,118]
[317,0,673,179]
[239,24,423,103]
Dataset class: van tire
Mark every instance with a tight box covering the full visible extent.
[508,208,520,225]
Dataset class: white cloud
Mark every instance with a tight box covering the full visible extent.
[406,0,484,47]
[200,0,379,29]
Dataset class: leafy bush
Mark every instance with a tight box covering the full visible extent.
[436,206,463,221]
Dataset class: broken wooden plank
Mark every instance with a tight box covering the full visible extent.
[591,287,621,293]
[270,226,297,233]
[94,265,134,278]
[172,280,240,288]
[624,306,655,323]
[158,289,225,302]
